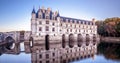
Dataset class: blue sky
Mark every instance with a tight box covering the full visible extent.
[0,0,120,32]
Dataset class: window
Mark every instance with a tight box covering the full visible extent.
[46,61,49,63]
[39,21,42,24]
[86,26,88,28]
[39,27,42,31]
[72,21,74,23]
[70,29,72,32]
[46,26,49,31]
[60,29,61,32]
[81,21,83,24]
[53,59,55,62]
[66,24,68,27]
[39,61,42,63]
[39,54,42,58]
[75,25,76,28]
[83,26,84,29]
[79,29,80,32]
[67,29,69,32]
[67,50,68,53]
[68,20,70,23]
[46,54,49,59]
[46,20,49,24]
[85,21,86,24]
[71,50,72,52]
[86,30,88,32]
[92,22,94,25]
[52,22,55,26]
[52,28,55,32]
[53,53,55,56]
[76,29,77,32]
[61,23,62,26]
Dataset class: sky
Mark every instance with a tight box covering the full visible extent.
[0,0,120,32]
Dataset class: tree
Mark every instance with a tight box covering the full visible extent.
[96,17,120,37]
[116,22,120,36]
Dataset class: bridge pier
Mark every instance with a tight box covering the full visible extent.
[14,43,20,54]
[24,40,31,53]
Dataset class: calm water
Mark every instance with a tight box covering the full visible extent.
[0,42,120,63]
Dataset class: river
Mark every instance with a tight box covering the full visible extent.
[0,42,120,63]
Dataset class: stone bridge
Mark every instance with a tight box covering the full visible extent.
[0,31,31,54]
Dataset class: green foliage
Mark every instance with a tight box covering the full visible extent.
[96,17,120,37]
[116,22,120,33]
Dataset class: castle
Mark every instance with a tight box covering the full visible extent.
[30,6,99,63]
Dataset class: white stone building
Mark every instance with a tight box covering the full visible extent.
[30,7,99,63]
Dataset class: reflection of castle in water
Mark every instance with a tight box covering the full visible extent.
[28,6,100,63]
[31,44,96,63]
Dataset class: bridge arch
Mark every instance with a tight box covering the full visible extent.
[69,34,74,48]
[77,34,83,47]
[93,34,96,45]
[45,35,49,50]
[29,37,34,47]
[5,36,15,50]
[86,34,90,46]
[62,34,66,48]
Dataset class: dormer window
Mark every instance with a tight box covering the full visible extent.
[77,21,79,23]
[81,21,83,24]
[72,20,74,23]
[68,20,70,23]
[84,21,86,25]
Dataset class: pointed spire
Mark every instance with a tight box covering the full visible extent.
[32,6,36,13]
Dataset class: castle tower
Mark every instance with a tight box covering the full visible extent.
[31,7,37,36]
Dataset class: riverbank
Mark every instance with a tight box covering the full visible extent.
[100,37,120,43]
